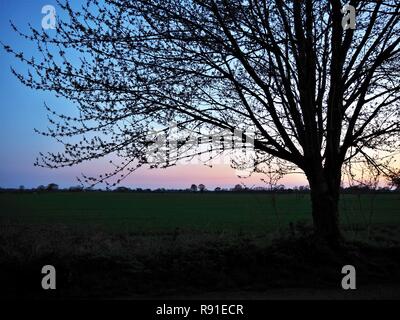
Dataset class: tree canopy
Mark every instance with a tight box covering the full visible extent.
[4,0,399,186]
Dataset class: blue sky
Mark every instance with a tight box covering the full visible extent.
[0,0,61,187]
[0,1,307,189]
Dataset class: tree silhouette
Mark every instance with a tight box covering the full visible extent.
[388,170,400,190]
[4,0,400,243]
[233,184,243,192]
[46,183,59,191]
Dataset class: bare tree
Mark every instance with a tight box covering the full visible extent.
[388,170,400,190]
[4,0,400,243]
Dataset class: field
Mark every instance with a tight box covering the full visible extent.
[1,192,399,236]
[1,191,400,299]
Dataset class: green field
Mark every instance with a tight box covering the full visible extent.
[1,191,400,299]
[0,192,399,235]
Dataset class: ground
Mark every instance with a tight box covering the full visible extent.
[0,192,399,299]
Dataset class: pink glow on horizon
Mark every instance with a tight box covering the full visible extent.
[115,164,308,189]
[8,153,398,189]
[18,162,307,189]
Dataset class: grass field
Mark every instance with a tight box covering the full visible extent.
[1,191,400,299]
[0,192,399,236]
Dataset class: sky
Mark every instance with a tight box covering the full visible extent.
[0,0,308,189]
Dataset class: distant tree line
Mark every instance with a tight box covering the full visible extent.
[0,182,398,194]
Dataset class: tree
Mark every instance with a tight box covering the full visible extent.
[4,0,400,243]
[233,184,243,192]
[46,183,59,191]
[388,171,400,190]
[115,186,131,192]
[69,185,83,192]
[198,183,206,192]
[190,184,198,192]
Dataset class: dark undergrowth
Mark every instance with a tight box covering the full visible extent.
[1,222,400,299]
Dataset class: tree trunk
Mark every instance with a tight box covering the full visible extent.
[307,169,342,245]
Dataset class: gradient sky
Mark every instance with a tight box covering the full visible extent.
[0,0,307,189]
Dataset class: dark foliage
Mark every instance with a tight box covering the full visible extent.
[1,224,400,299]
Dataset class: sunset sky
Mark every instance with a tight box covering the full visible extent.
[0,1,307,189]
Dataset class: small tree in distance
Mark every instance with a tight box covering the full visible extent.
[388,171,400,190]
[46,183,59,192]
